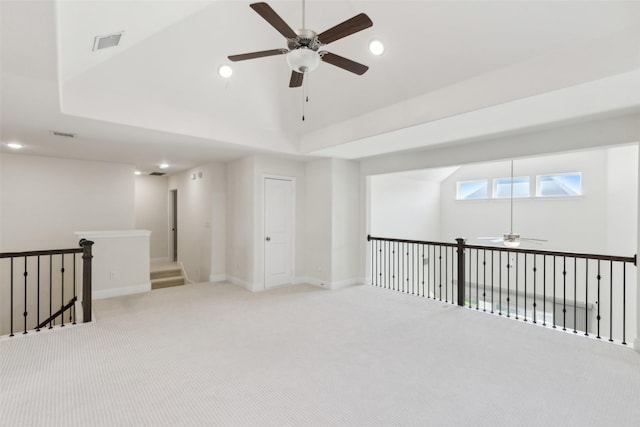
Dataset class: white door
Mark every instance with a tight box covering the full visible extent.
[264,177,294,288]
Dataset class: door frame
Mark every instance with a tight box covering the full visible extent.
[262,174,296,289]
[169,188,178,262]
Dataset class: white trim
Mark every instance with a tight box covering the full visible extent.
[294,276,364,290]
[329,278,365,290]
[209,273,226,283]
[226,275,262,292]
[75,230,151,239]
[151,257,170,264]
[93,282,151,300]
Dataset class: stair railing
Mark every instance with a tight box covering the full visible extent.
[0,239,93,337]
[368,235,637,346]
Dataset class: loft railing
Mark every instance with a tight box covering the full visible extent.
[368,235,637,345]
[0,239,93,337]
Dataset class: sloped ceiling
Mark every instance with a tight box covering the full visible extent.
[1,1,640,174]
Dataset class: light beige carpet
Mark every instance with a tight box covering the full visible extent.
[2,282,640,426]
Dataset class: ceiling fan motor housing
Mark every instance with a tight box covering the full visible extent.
[286,29,322,73]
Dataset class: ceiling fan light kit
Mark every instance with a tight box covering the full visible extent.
[228,2,373,88]
[286,47,320,73]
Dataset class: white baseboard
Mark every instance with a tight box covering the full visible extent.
[295,276,364,290]
[209,274,226,283]
[93,282,151,300]
[151,257,170,263]
[226,275,262,292]
[329,278,365,290]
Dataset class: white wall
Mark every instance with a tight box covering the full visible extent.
[168,162,226,283]
[331,159,361,285]
[305,159,333,284]
[370,174,441,241]
[606,145,639,255]
[134,175,169,260]
[226,156,254,286]
[0,153,134,251]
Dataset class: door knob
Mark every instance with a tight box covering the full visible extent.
[265,236,271,241]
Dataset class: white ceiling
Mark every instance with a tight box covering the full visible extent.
[1,1,639,174]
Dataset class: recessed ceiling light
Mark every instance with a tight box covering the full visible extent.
[218,65,233,78]
[7,142,23,149]
[159,163,169,169]
[134,171,142,176]
[369,40,384,56]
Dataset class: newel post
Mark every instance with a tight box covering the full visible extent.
[456,238,466,306]
[80,239,94,323]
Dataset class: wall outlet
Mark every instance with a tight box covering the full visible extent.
[109,270,119,280]
[317,265,322,272]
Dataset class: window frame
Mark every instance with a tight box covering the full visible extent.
[456,179,489,200]
[535,172,582,197]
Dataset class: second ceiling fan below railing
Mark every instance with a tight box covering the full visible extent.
[227,1,373,88]
[478,160,547,248]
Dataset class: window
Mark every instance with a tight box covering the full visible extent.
[456,180,488,200]
[493,176,530,198]
[536,173,582,197]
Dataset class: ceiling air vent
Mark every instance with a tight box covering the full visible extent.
[149,172,166,176]
[49,130,76,139]
[93,32,123,51]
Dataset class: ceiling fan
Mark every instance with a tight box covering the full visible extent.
[227,1,373,88]
[478,160,547,248]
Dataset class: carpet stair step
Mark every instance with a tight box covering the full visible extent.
[151,276,185,290]
[150,268,183,280]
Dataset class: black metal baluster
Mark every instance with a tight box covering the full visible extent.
[370,239,374,286]
[37,256,41,332]
[451,247,455,304]
[438,246,442,301]
[523,254,527,322]
[411,244,415,295]
[498,252,502,316]
[23,256,28,334]
[386,241,390,289]
[542,256,547,326]
[49,254,53,329]
[533,255,537,324]
[467,248,471,308]
[475,249,479,310]
[562,256,567,331]
[622,262,627,345]
[10,258,14,337]
[506,253,511,318]
[573,257,577,334]
[73,253,77,324]
[584,260,589,336]
[491,250,494,314]
[60,254,65,327]
[515,252,519,320]
[404,243,408,293]
[552,256,557,329]
[609,260,613,342]
[391,243,396,291]
[596,260,601,339]
[444,246,448,302]
[482,250,487,312]
[421,245,425,297]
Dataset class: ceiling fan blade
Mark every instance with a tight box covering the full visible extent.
[490,239,504,243]
[521,238,548,243]
[250,2,297,39]
[478,237,500,240]
[321,52,369,75]
[317,13,373,44]
[289,71,304,88]
[228,49,288,62]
